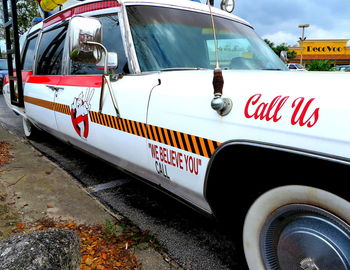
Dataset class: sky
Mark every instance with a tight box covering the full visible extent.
[1,0,349,52]
[211,0,350,46]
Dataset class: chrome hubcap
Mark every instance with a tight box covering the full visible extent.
[260,204,350,270]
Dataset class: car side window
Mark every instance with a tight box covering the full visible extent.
[70,14,128,75]
[22,35,38,71]
[36,25,68,75]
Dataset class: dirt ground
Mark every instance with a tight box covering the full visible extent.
[0,137,180,270]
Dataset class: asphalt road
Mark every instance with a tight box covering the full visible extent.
[0,94,243,270]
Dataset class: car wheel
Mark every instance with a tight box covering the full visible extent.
[243,185,350,270]
[22,117,39,139]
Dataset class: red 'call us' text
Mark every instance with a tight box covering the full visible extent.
[244,94,320,128]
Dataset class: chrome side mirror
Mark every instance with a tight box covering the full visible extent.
[97,52,118,70]
[68,16,103,64]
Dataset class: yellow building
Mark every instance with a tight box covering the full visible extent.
[289,39,350,65]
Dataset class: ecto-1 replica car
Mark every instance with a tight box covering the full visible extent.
[3,0,350,269]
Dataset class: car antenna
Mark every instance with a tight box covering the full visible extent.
[207,0,220,70]
[208,0,233,116]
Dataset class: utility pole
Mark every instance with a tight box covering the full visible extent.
[298,24,310,66]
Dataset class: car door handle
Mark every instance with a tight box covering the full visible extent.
[46,85,64,92]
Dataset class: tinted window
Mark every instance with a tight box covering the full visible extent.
[22,36,38,70]
[70,14,128,75]
[37,25,67,75]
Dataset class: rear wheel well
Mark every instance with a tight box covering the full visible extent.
[205,142,349,223]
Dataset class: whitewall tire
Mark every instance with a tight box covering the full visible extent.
[22,117,38,139]
[243,185,350,270]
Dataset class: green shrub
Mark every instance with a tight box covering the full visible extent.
[307,60,334,71]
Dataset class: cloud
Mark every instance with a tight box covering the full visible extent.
[232,0,350,45]
[310,23,350,40]
[262,25,350,47]
[262,31,298,46]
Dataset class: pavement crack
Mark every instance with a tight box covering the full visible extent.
[5,175,26,187]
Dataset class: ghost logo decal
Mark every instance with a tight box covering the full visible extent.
[70,88,94,139]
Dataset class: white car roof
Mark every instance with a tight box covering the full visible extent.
[122,0,251,26]
[26,0,252,36]
[46,0,252,28]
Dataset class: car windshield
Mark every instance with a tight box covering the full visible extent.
[127,6,287,72]
[0,59,8,70]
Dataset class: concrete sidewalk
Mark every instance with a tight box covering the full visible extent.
[0,124,177,269]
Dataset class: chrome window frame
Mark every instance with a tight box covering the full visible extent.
[34,21,69,76]
[21,30,40,72]
[62,7,134,76]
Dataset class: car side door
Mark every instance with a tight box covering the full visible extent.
[24,23,67,136]
[54,12,157,177]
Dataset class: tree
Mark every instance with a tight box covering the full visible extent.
[17,0,41,34]
[264,39,275,50]
[0,0,40,39]
[264,39,296,59]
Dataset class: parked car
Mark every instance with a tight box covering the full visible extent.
[0,58,8,92]
[332,65,350,72]
[287,63,307,71]
[3,0,350,269]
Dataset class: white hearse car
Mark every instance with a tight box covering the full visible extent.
[3,0,350,269]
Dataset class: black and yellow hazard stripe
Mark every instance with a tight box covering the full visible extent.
[24,96,71,115]
[89,111,220,158]
[24,96,221,158]
[54,103,70,115]
[24,96,55,111]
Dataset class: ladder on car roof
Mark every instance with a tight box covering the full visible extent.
[1,0,24,107]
